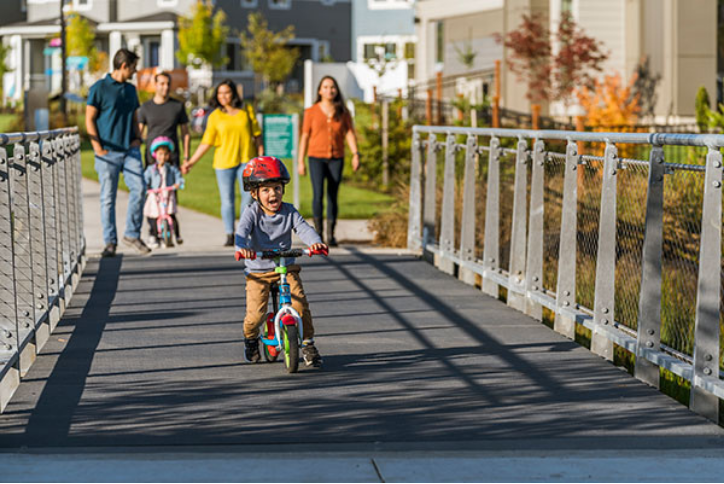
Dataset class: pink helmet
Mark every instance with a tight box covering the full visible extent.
[150,136,175,159]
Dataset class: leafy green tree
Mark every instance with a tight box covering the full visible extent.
[695,86,711,132]
[177,0,229,69]
[0,42,12,99]
[65,11,104,73]
[240,12,299,90]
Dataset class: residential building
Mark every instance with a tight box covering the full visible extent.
[0,0,352,104]
[415,0,717,119]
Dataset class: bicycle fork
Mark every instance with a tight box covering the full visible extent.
[272,258,303,350]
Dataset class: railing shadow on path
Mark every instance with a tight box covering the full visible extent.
[1,251,722,452]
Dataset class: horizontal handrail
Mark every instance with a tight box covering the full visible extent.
[0,127,79,146]
[413,125,724,148]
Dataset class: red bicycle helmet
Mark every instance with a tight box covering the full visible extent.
[242,156,291,191]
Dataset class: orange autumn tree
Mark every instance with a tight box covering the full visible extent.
[577,73,640,127]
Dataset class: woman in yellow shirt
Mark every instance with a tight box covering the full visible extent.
[183,79,264,246]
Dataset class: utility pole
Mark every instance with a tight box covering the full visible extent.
[59,0,68,124]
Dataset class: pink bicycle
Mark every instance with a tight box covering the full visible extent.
[147,185,180,248]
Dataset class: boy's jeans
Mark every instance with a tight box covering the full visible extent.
[243,265,314,341]
[94,147,145,244]
[215,163,252,235]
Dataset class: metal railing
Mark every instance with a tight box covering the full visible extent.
[407,125,724,423]
[0,127,85,412]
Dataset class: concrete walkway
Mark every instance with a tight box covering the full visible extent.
[82,178,374,256]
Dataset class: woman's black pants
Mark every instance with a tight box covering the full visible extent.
[308,157,344,221]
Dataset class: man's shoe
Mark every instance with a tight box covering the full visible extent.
[244,338,261,363]
[101,243,117,258]
[302,342,323,368]
[122,236,152,255]
[224,234,234,247]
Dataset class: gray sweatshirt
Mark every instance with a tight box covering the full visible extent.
[235,202,323,274]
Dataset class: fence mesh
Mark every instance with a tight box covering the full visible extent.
[542,151,566,295]
[575,157,604,312]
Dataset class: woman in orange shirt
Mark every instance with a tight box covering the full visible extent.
[297,76,360,246]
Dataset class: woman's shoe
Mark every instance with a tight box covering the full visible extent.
[224,234,234,246]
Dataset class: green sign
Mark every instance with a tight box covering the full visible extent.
[263,114,295,159]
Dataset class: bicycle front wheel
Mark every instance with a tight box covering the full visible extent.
[283,324,299,373]
[161,219,173,247]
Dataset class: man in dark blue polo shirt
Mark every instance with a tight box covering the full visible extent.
[86,48,150,257]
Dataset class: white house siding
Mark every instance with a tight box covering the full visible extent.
[576,0,627,81]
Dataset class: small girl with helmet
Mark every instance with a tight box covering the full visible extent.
[143,136,184,248]
[236,156,328,367]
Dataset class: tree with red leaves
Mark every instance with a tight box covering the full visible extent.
[498,12,608,106]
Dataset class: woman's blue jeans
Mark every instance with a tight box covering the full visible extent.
[215,163,252,235]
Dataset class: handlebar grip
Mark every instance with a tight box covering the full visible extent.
[307,247,329,257]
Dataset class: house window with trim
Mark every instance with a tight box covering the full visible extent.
[269,0,291,9]
[561,0,573,13]
[225,42,242,71]
[241,0,258,6]
[74,0,91,9]
[363,43,396,62]
[435,21,444,64]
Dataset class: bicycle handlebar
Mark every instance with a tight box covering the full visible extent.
[234,247,329,261]
[147,186,179,194]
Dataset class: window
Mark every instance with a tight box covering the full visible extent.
[225,42,239,71]
[269,0,291,9]
[20,0,27,12]
[320,0,334,5]
[363,43,397,62]
[561,0,572,13]
[241,0,258,6]
[73,0,91,9]
[148,41,160,67]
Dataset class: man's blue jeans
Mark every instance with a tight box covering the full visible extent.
[215,163,252,235]
[94,147,145,244]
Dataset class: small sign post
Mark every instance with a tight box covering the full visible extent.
[262,114,300,209]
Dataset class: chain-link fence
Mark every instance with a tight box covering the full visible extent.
[0,128,84,413]
[408,125,724,424]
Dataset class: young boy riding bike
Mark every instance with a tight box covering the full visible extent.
[236,156,328,367]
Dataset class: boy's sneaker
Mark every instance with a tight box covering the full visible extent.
[244,337,261,363]
[122,236,152,255]
[302,342,323,368]
[147,236,159,249]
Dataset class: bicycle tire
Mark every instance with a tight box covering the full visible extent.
[161,220,173,247]
[283,324,299,373]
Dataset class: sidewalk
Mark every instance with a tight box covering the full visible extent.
[82,178,374,256]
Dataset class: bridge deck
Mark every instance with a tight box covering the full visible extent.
[1,249,722,450]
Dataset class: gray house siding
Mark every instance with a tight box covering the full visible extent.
[0,0,27,26]
[217,0,352,62]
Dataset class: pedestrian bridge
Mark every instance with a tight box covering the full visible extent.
[1,127,724,480]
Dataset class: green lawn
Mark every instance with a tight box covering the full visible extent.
[80,138,393,220]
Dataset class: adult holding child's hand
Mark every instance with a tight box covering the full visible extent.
[183,79,264,246]
[297,76,360,247]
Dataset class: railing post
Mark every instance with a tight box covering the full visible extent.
[459,134,478,285]
[407,131,423,251]
[0,147,19,412]
[438,133,457,275]
[525,139,545,319]
[422,134,438,262]
[634,146,665,389]
[482,137,500,297]
[690,146,722,423]
[41,139,60,331]
[54,138,71,299]
[508,138,529,311]
[26,141,50,353]
[554,141,579,338]
[11,143,37,375]
[591,142,618,361]
[62,136,80,290]
[51,138,67,314]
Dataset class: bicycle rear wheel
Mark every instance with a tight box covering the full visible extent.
[283,324,299,373]
[161,219,173,247]
[262,314,279,362]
